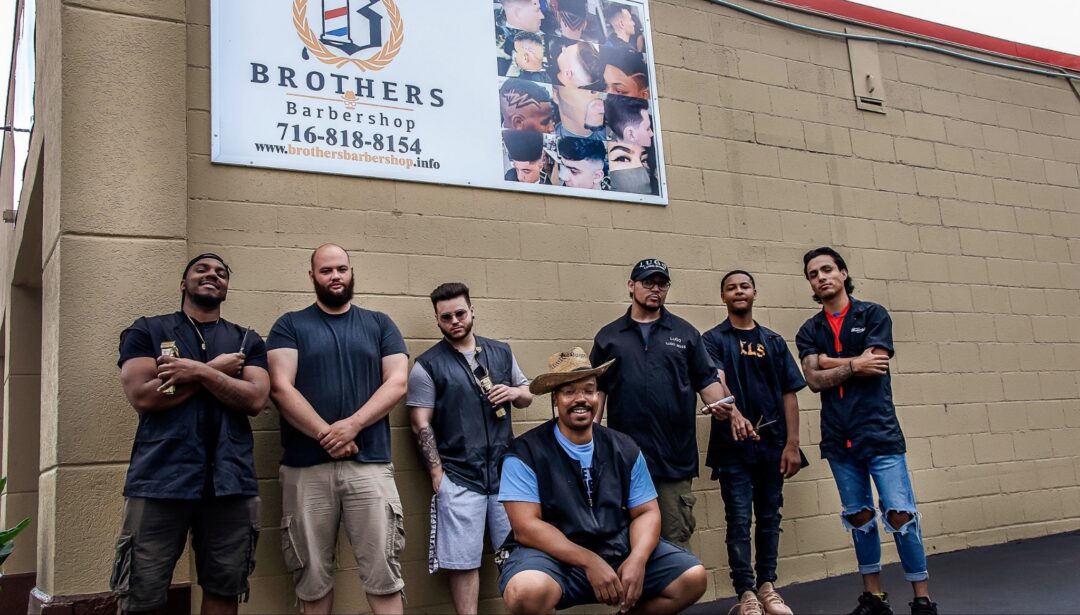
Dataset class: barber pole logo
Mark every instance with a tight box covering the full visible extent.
[294,0,405,71]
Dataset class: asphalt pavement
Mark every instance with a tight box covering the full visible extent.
[686,531,1080,614]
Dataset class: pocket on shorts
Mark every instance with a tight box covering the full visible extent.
[280,515,304,573]
[385,500,406,562]
[678,492,697,540]
[239,523,260,602]
[110,533,134,596]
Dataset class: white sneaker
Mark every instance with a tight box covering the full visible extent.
[757,582,793,615]
[728,591,764,615]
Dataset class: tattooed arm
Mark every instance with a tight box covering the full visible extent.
[804,348,891,393]
[409,406,444,492]
[801,353,854,393]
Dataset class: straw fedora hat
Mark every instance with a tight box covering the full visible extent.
[529,347,615,395]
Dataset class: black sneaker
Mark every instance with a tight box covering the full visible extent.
[910,597,938,615]
[849,592,893,615]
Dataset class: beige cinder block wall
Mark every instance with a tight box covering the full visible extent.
[14,0,1079,612]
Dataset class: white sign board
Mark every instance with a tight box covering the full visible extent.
[211,0,668,204]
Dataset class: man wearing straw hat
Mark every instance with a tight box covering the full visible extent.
[497,348,707,614]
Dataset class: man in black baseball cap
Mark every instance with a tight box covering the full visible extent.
[590,259,750,549]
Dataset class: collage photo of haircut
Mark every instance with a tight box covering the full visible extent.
[494,0,660,195]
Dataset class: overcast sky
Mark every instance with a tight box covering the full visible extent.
[855,0,1080,56]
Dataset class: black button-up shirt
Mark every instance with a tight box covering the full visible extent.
[795,298,906,461]
[590,307,720,481]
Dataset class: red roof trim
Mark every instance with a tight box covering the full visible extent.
[767,0,1080,72]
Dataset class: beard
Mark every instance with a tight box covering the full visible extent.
[632,293,662,313]
[441,318,473,341]
[314,276,355,308]
[184,289,224,309]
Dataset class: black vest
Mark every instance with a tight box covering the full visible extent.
[504,420,640,558]
[121,312,258,499]
[415,336,515,494]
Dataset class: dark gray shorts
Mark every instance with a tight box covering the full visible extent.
[110,496,260,612]
[498,539,701,610]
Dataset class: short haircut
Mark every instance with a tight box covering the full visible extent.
[548,38,603,85]
[513,30,544,47]
[604,95,649,139]
[500,78,552,107]
[802,246,856,300]
[504,129,544,161]
[600,44,647,77]
[558,0,589,18]
[603,2,631,22]
[430,282,471,308]
[721,270,755,289]
[558,136,606,163]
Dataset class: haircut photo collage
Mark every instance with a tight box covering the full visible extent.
[494,0,660,195]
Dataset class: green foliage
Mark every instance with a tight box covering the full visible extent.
[0,477,31,568]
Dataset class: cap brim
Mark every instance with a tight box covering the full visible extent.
[528,358,615,395]
[632,269,670,281]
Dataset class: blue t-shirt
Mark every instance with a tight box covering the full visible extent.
[499,424,657,509]
[267,304,408,467]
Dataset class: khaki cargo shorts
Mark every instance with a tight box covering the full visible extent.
[279,462,405,601]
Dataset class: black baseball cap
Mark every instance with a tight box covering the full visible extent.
[630,258,670,281]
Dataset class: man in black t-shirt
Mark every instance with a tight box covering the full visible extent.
[111,253,270,614]
[702,271,805,615]
[267,244,408,615]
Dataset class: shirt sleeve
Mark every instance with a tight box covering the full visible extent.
[702,330,724,370]
[794,320,819,359]
[689,330,721,391]
[863,305,895,357]
[589,337,614,393]
[118,320,157,367]
[266,314,297,351]
[509,353,530,387]
[242,329,270,370]
[497,455,540,503]
[405,362,437,408]
[377,312,409,357]
[778,340,807,393]
[626,452,658,509]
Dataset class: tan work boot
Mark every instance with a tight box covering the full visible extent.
[728,591,764,615]
[757,582,793,615]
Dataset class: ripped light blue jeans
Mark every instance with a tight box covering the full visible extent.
[828,454,929,582]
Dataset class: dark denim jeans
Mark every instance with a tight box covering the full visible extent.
[716,445,785,596]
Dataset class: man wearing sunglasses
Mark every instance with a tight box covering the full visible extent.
[408,282,533,614]
[590,259,742,549]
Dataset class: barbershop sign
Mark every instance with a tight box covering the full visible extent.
[211,0,668,204]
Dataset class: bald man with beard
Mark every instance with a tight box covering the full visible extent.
[268,244,409,615]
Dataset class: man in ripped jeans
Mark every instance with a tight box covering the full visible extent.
[796,247,937,615]
[112,253,270,614]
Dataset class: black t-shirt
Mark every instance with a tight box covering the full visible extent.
[118,317,269,495]
[702,320,806,471]
[267,304,408,467]
[732,327,769,424]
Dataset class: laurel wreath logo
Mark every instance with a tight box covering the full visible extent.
[293,0,404,72]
